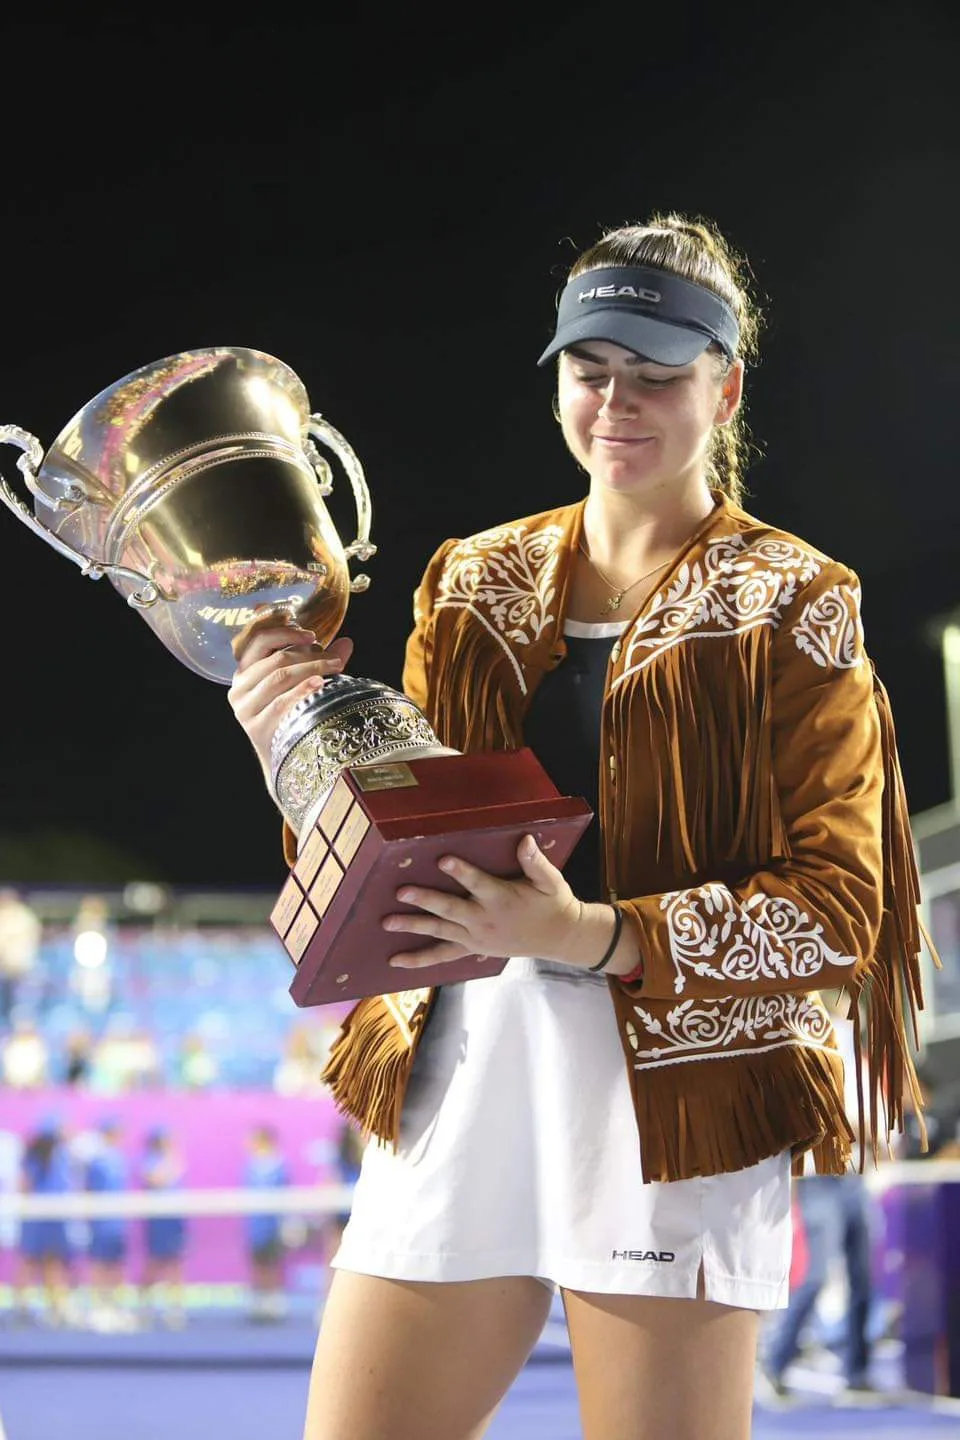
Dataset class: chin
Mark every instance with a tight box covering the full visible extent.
[596,462,661,491]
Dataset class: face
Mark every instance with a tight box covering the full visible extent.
[555,339,744,497]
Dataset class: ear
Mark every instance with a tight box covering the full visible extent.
[715,357,745,426]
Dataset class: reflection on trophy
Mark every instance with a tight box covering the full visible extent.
[0,347,591,1003]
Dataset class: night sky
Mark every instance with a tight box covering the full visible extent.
[0,13,957,890]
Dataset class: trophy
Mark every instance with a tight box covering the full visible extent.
[0,347,592,1004]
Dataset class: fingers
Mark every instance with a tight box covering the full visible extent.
[232,612,355,674]
[230,629,353,708]
[381,846,580,968]
[227,627,353,775]
[431,854,500,901]
[388,940,470,969]
[425,846,563,903]
[515,835,565,895]
[320,635,354,668]
[232,621,320,673]
[228,648,341,720]
[383,909,462,941]
[231,608,311,667]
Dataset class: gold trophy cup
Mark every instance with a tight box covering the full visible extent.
[0,347,591,1002]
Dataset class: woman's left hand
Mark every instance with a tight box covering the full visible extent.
[384,834,581,969]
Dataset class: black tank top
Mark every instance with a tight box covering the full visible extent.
[522,623,623,904]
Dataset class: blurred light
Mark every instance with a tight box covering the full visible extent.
[123,881,170,915]
[74,929,108,968]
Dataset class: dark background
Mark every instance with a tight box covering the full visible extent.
[0,10,956,888]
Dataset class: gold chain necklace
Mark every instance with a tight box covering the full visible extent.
[577,540,673,616]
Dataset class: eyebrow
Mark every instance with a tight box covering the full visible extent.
[564,344,655,366]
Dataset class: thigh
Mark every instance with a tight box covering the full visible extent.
[563,1287,759,1440]
[304,1269,553,1440]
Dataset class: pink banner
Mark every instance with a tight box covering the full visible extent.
[0,1086,349,1286]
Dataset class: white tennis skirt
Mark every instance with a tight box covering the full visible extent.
[332,958,793,1310]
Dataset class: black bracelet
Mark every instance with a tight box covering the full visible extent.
[587,903,624,973]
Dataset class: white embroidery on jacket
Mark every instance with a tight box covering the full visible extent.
[384,988,431,1047]
[433,524,564,694]
[614,533,822,686]
[792,583,864,669]
[661,884,853,995]
[624,992,834,1066]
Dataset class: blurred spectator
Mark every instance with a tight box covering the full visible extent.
[2,1018,49,1089]
[898,1041,960,1161]
[0,1127,21,1253]
[139,1125,188,1330]
[323,1119,365,1268]
[273,1023,327,1097]
[62,1028,94,1087]
[0,888,41,1023]
[70,895,113,1016]
[177,1032,218,1090]
[84,1116,134,1331]
[89,1019,162,1094]
[243,1123,290,1322]
[762,996,878,1401]
[15,1114,78,1326]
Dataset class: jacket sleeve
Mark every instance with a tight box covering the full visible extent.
[401,536,458,710]
[620,562,888,1000]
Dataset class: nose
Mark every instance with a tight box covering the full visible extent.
[597,374,640,418]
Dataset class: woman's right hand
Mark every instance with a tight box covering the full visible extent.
[227,615,355,783]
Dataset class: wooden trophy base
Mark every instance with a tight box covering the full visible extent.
[270,748,594,1005]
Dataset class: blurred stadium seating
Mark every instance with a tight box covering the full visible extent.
[0,888,347,1093]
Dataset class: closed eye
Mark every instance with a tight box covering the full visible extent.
[573,371,679,389]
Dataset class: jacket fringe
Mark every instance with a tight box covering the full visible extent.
[613,633,932,1181]
[320,993,434,1146]
[845,672,934,1164]
[427,615,523,753]
[621,625,786,875]
[624,1042,853,1183]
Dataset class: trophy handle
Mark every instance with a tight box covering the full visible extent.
[0,424,160,607]
[306,413,377,594]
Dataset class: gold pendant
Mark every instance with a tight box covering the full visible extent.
[601,591,623,615]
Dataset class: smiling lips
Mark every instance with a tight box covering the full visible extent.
[592,435,653,445]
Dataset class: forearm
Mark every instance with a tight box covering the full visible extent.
[546,900,642,977]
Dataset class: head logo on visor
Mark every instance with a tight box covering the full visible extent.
[537,266,739,368]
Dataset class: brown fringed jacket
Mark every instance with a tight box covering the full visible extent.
[297,492,932,1183]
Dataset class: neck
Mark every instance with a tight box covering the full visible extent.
[582,474,718,566]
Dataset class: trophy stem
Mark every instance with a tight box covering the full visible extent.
[269,674,457,846]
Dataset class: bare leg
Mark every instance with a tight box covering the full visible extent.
[304,1271,553,1440]
[13,1256,36,1319]
[41,1256,72,1323]
[564,1282,760,1440]
[165,1259,186,1320]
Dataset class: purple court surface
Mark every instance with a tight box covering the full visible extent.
[1,1300,959,1439]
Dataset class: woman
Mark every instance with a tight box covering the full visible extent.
[16,1115,77,1325]
[228,213,930,1440]
[139,1126,188,1329]
[243,1122,291,1323]
[84,1115,131,1330]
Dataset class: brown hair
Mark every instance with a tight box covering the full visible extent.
[567,213,765,506]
